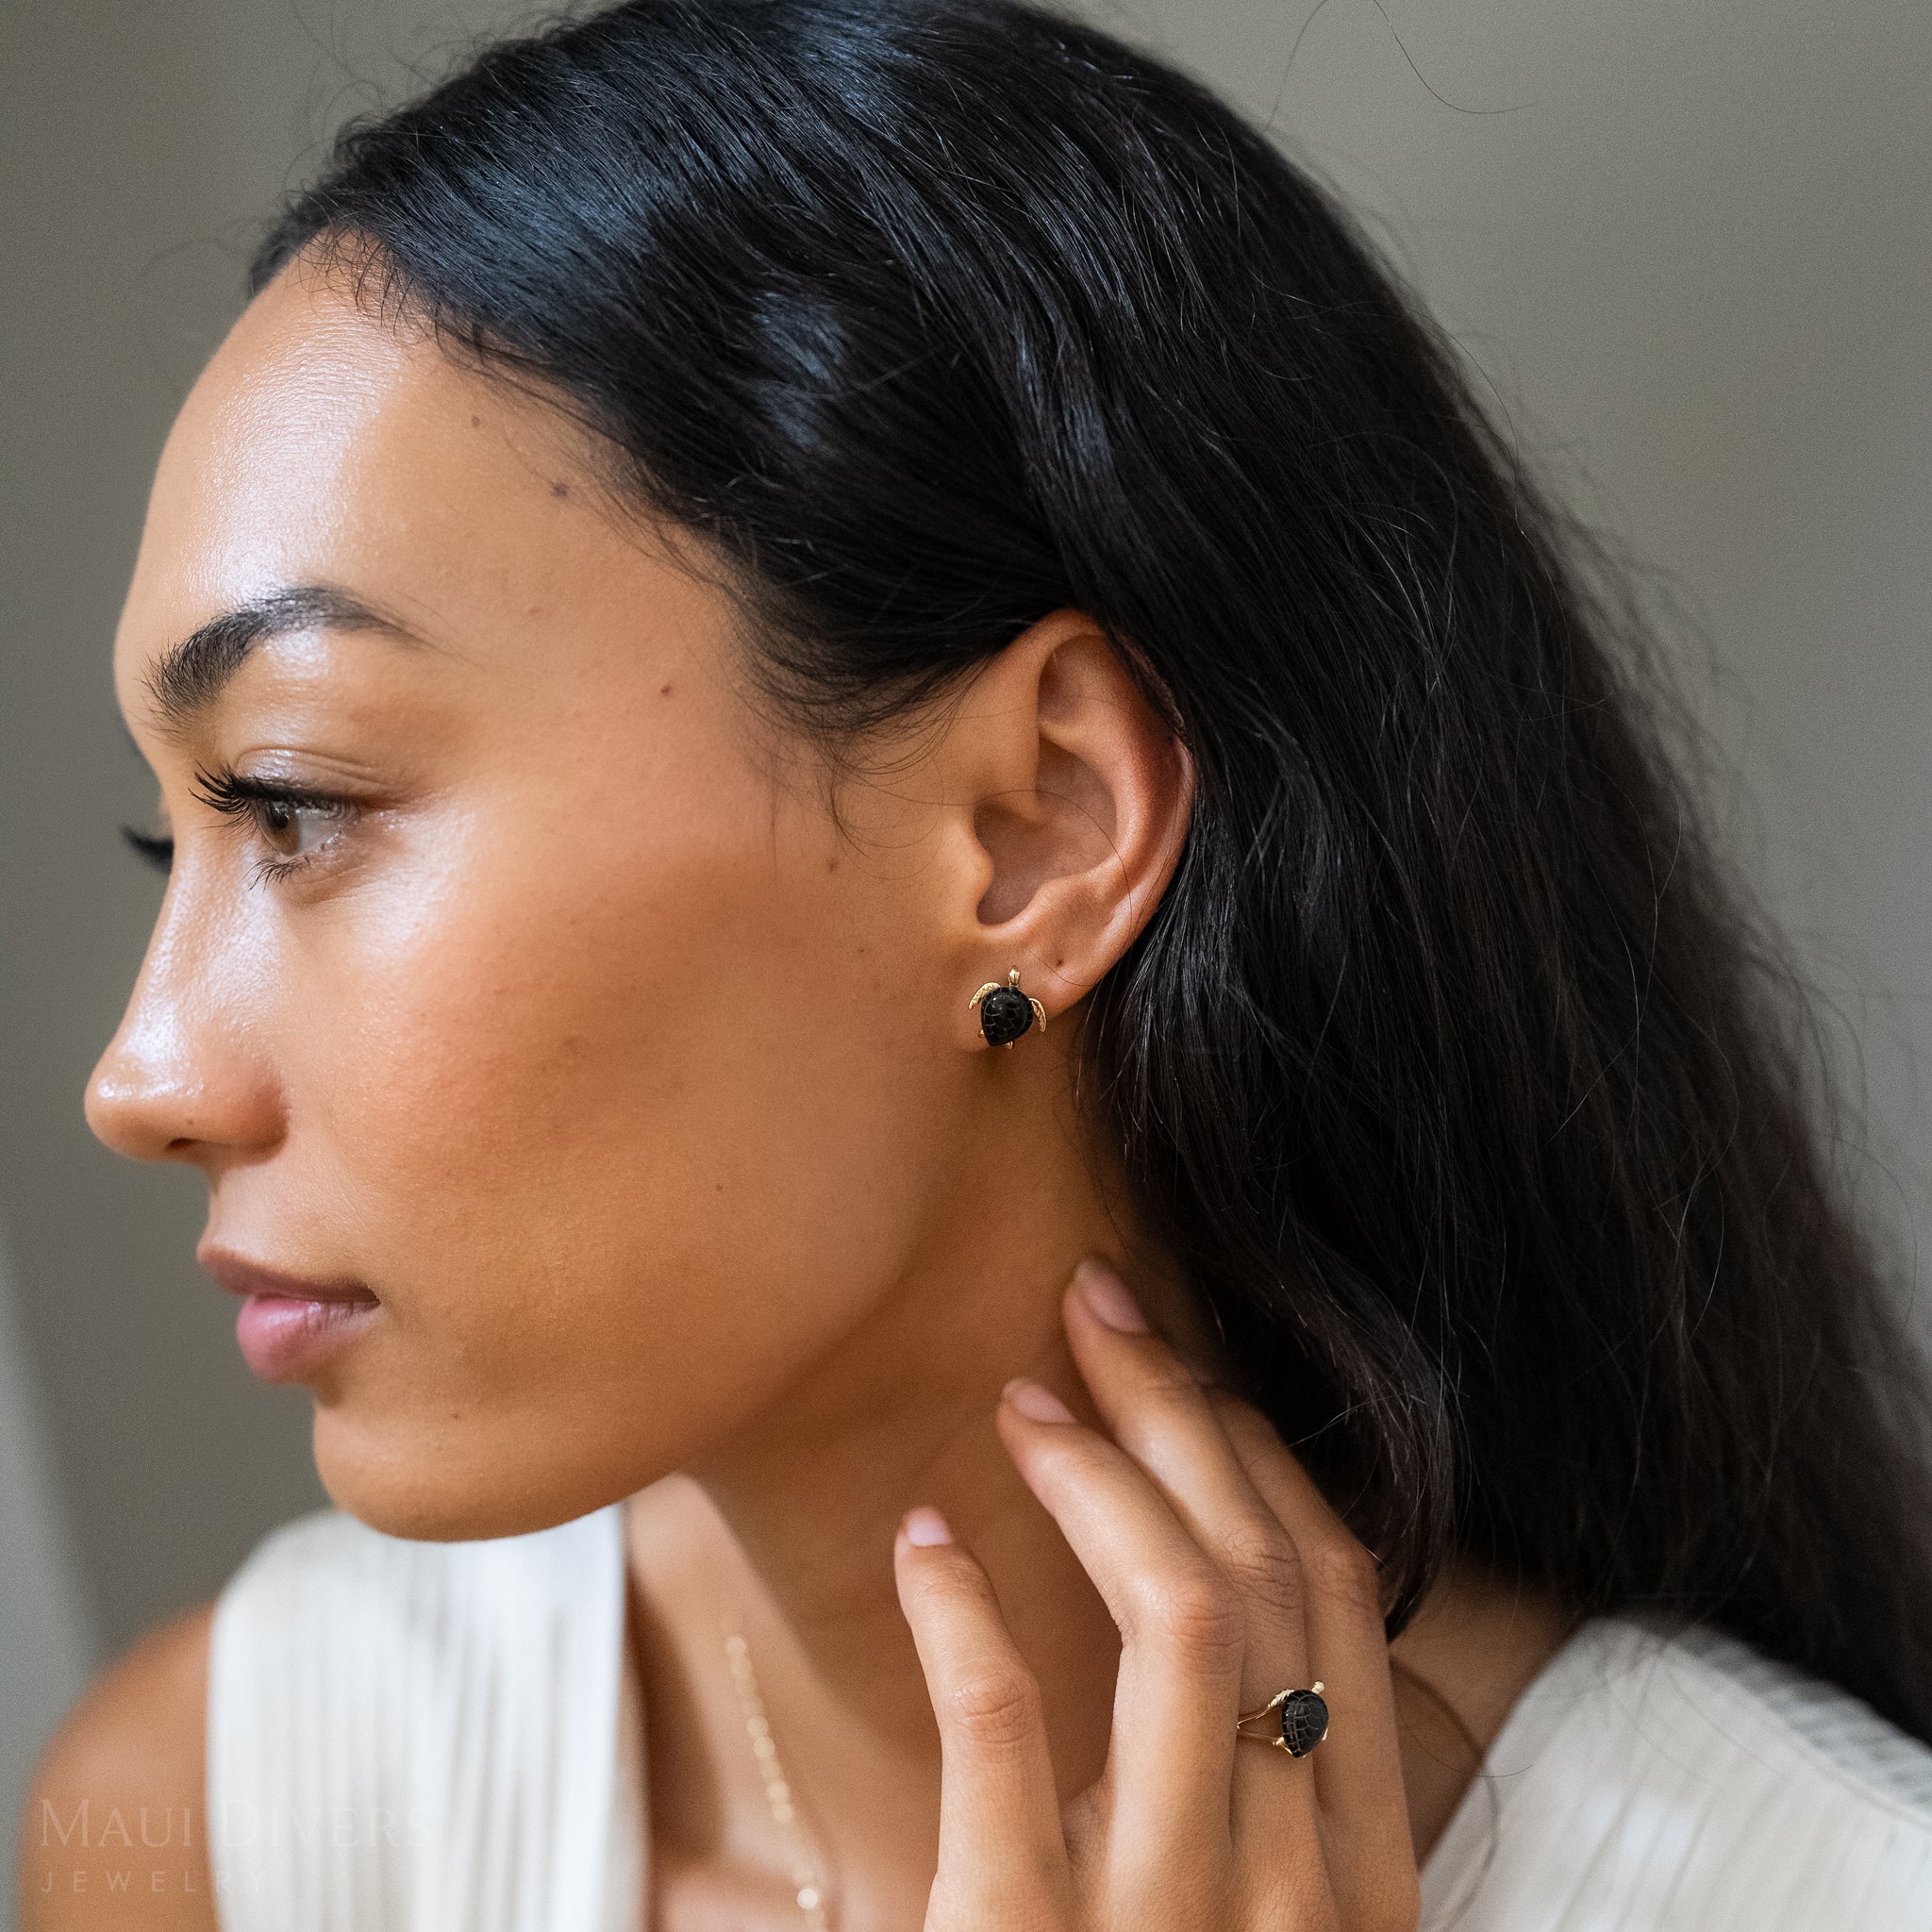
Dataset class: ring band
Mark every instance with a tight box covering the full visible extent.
[1236,1680,1329,1757]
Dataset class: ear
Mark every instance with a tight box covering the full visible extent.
[930,609,1192,1047]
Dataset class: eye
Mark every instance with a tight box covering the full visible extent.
[191,767,355,880]
[254,792,343,862]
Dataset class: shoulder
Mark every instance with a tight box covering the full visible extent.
[18,1605,216,1932]
[1423,1618,1932,1932]
[1653,1622,1932,1824]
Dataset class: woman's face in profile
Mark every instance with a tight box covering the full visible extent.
[87,265,1029,1540]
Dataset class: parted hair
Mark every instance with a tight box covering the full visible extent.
[255,0,1932,1737]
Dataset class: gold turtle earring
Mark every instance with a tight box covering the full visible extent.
[968,969,1048,1049]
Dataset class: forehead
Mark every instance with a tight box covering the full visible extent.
[115,262,608,697]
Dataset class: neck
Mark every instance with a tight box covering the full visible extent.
[634,1045,1138,1924]
[629,1059,1571,1924]
[687,1074,1137,1797]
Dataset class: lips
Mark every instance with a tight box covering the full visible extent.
[200,1248,380,1383]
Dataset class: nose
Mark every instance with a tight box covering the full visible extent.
[86,898,283,1167]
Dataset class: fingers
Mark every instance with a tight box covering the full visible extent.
[910,1258,1415,1929]
[892,1507,1072,1920]
[1060,1259,1412,1916]
[1062,1263,1312,1717]
[1209,1391,1414,1897]
[994,1378,1243,1858]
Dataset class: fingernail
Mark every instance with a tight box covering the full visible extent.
[904,1507,953,1547]
[1075,1259,1149,1333]
[1003,1377,1076,1424]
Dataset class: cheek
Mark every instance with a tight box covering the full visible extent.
[290,793,961,1532]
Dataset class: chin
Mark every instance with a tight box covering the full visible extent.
[309,1404,662,1544]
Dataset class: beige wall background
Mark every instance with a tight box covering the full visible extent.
[5,0,1929,1890]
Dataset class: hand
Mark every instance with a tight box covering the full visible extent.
[892,1260,1420,1931]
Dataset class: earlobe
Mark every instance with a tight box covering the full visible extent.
[939,610,1192,1045]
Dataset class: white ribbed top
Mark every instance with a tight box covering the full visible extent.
[208,1507,1932,1932]
[207,1507,643,1932]
[1420,1616,1932,1929]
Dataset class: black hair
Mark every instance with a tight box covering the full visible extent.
[254,0,1932,1736]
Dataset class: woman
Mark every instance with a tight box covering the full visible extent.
[22,0,1932,1925]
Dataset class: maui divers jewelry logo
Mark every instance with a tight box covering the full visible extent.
[35,1801,206,1901]
[33,1799,431,1898]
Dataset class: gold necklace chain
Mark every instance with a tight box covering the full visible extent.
[721,1620,834,1930]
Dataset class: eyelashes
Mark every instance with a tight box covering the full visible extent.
[121,825,175,874]
[194,766,355,881]
[121,767,357,883]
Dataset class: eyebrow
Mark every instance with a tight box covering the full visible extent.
[142,583,426,731]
